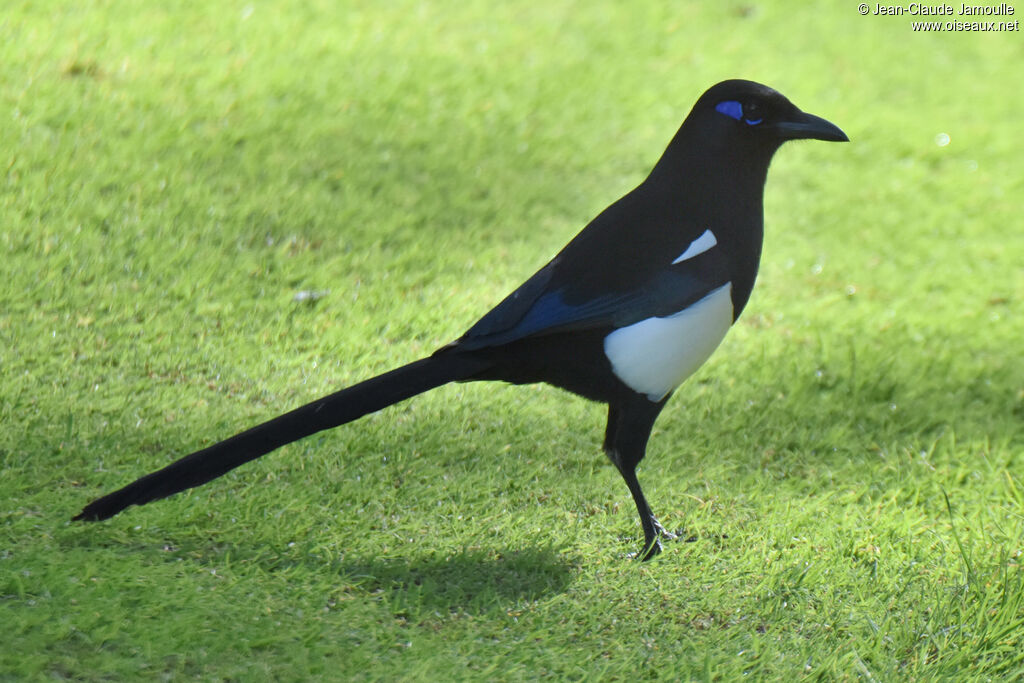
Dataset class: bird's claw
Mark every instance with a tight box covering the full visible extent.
[628,518,682,560]
[652,519,679,541]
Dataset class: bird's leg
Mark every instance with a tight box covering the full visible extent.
[617,465,669,560]
[604,396,672,561]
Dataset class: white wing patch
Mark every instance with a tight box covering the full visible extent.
[671,229,717,264]
[603,283,733,401]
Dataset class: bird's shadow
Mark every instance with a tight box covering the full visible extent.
[68,530,576,614]
[327,547,574,613]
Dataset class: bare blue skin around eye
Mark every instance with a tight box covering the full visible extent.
[716,100,762,126]
[715,100,743,120]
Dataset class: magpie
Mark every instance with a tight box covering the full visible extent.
[74,80,847,560]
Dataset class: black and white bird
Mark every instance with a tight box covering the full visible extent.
[74,80,847,560]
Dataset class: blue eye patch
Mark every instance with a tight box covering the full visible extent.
[715,100,762,126]
[715,100,743,120]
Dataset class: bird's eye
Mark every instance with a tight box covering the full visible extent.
[716,99,763,126]
[742,102,763,126]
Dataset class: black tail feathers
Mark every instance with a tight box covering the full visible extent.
[73,350,486,522]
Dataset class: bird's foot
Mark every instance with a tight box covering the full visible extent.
[629,537,665,561]
[629,517,688,561]
[652,518,679,541]
[654,519,705,543]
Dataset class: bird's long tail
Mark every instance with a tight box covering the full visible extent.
[73,351,486,521]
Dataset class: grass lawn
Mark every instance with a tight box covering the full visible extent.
[3,1,1023,679]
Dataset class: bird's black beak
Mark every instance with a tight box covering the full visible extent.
[774,110,848,142]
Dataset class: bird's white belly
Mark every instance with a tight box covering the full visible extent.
[603,283,733,401]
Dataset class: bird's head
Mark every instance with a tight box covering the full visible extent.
[694,79,849,146]
[648,79,848,191]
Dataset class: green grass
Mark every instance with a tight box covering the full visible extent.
[3,1,1023,679]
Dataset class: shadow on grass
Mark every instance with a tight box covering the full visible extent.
[330,546,574,613]
[64,528,575,614]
